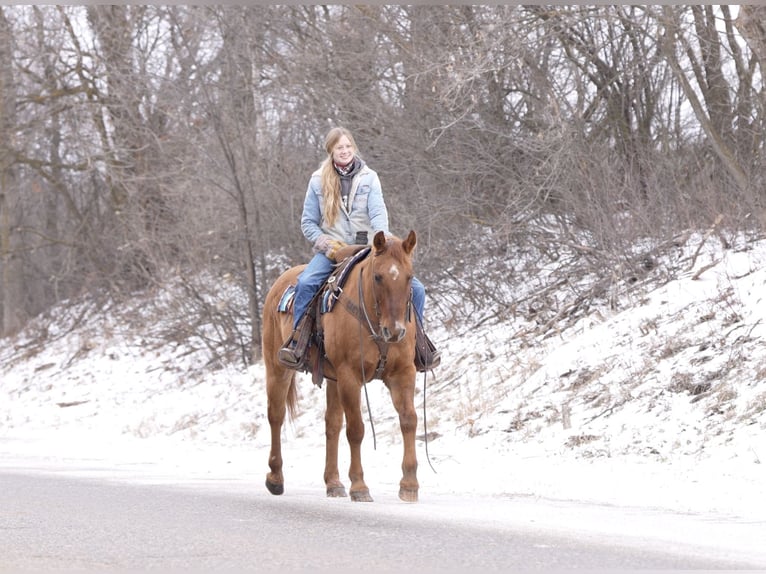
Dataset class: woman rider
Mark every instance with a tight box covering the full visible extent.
[278,126,440,372]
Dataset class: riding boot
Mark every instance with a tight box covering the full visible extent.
[278,314,314,370]
[414,318,441,372]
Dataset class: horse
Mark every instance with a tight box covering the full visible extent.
[262,230,420,502]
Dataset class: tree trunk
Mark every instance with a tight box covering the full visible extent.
[661,6,750,195]
[736,5,766,67]
[0,7,24,335]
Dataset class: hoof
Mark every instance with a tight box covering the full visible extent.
[399,488,418,503]
[265,478,284,495]
[350,489,373,502]
[326,485,348,498]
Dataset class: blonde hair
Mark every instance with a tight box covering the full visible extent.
[320,127,359,226]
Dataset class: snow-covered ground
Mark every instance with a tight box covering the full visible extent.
[2,232,766,566]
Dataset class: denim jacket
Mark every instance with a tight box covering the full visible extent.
[300,162,390,251]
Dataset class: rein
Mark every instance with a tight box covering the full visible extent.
[354,255,384,450]
[420,369,437,473]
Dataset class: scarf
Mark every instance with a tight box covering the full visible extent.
[334,157,364,210]
[333,158,357,176]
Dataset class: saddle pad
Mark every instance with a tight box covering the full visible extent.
[277,285,295,313]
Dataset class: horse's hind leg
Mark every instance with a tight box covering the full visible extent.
[265,369,294,495]
[323,379,347,497]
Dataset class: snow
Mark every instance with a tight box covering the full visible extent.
[2,233,766,567]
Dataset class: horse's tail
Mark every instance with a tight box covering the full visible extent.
[285,372,298,421]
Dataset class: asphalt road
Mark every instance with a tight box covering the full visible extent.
[0,471,760,572]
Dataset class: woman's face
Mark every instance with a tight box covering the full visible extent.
[331,135,355,166]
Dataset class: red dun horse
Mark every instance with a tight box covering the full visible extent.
[262,231,419,502]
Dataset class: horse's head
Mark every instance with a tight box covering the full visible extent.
[368,230,417,343]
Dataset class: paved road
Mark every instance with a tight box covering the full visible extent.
[0,471,760,572]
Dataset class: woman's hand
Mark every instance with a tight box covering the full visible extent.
[314,234,347,261]
[326,239,347,261]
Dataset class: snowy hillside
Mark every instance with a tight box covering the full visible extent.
[1,231,765,559]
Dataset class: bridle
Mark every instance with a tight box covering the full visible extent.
[339,244,436,472]
[340,249,409,380]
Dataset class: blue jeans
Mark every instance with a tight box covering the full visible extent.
[292,253,426,329]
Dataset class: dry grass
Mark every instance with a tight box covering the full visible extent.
[744,391,766,419]
[564,433,600,448]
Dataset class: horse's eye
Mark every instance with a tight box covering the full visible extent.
[374,274,383,283]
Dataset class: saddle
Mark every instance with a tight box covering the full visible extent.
[278,246,371,385]
[277,246,370,316]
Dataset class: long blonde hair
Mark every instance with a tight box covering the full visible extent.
[320,127,359,226]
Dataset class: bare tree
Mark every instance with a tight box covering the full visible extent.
[2,4,766,346]
[0,7,24,335]
[659,6,763,226]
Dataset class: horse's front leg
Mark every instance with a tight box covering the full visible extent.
[324,379,347,497]
[337,372,373,502]
[386,374,419,502]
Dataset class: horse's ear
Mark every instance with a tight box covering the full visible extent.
[373,231,387,252]
[402,230,417,255]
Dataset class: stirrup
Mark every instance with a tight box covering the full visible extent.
[278,340,303,369]
[415,347,441,372]
[278,313,313,370]
[414,321,440,372]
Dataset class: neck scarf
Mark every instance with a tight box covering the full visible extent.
[333,158,356,176]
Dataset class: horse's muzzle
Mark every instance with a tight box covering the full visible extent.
[380,324,406,343]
